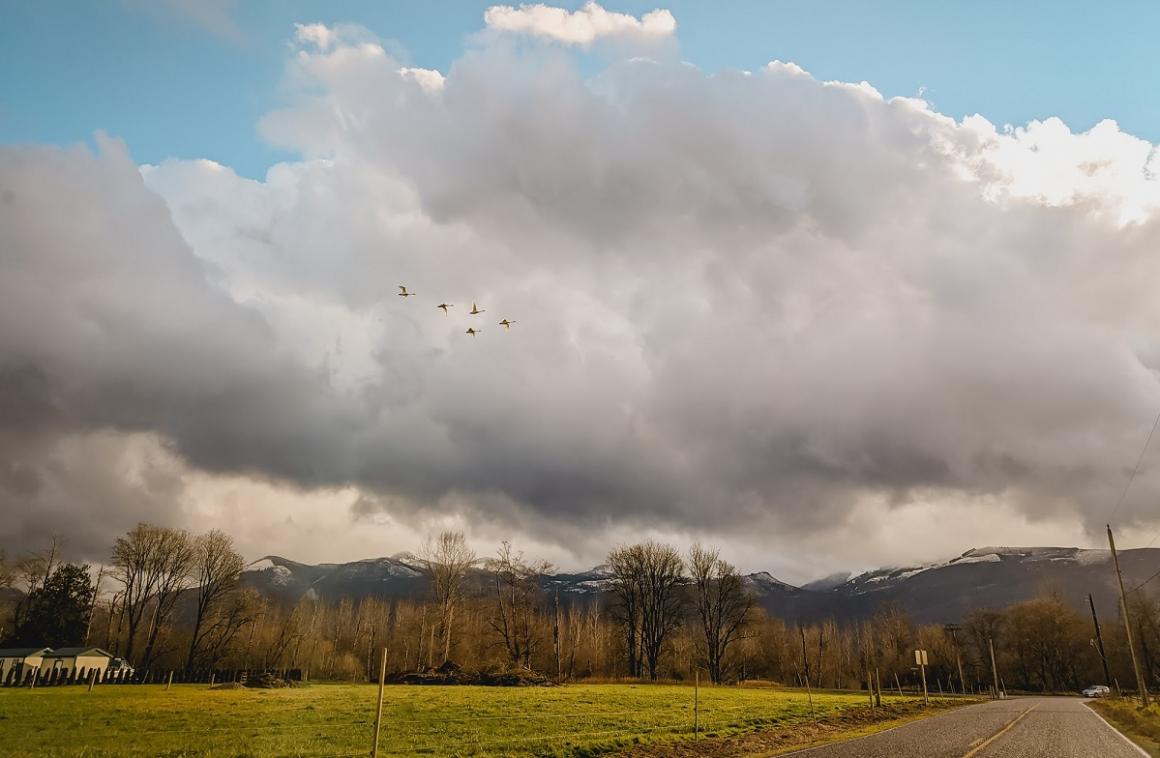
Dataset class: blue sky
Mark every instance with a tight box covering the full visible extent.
[2,1,1157,178]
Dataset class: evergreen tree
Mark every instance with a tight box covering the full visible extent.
[8,563,95,647]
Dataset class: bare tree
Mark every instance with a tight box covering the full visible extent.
[194,588,259,671]
[688,544,753,684]
[420,531,476,664]
[607,544,645,677]
[608,541,686,680]
[0,549,14,589]
[185,530,246,672]
[487,540,550,668]
[10,537,61,632]
[111,523,195,667]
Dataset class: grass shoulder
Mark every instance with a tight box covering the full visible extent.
[1088,698,1160,757]
[615,696,974,757]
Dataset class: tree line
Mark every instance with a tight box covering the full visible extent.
[1,528,1156,693]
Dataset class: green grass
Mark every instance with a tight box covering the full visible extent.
[0,682,918,757]
[1089,699,1160,757]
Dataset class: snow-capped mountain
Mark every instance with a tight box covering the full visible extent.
[242,546,1160,624]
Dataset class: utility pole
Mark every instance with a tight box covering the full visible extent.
[945,624,966,695]
[988,636,1000,699]
[553,588,562,682]
[1088,593,1113,690]
[1108,524,1150,706]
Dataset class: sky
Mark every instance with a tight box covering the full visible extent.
[3,2,1160,583]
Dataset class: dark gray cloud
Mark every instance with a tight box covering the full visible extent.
[4,22,1160,573]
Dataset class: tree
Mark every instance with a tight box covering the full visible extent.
[111,523,195,667]
[607,544,645,677]
[185,530,246,672]
[420,531,476,664]
[8,563,95,646]
[688,544,753,684]
[487,541,550,668]
[608,541,686,680]
[10,537,61,633]
[1005,595,1087,692]
[0,549,14,589]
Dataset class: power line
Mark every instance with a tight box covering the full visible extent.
[1129,565,1160,594]
[1109,407,1160,523]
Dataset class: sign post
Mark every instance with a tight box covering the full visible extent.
[915,650,929,706]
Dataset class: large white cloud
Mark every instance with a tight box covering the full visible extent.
[5,12,1160,577]
[483,2,676,47]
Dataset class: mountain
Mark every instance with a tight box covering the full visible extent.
[241,545,1160,624]
[243,554,428,604]
[799,546,1160,624]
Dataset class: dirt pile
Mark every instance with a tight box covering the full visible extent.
[388,661,552,686]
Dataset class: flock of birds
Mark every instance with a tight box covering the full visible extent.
[397,286,515,337]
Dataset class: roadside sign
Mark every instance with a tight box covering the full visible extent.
[914,650,930,705]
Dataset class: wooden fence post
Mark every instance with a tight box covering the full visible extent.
[371,647,388,758]
[694,669,699,737]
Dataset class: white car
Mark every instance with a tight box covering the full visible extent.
[1082,685,1111,698]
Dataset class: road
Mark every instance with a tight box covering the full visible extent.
[785,697,1146,758]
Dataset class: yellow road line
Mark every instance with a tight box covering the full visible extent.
[960,704,1038,758]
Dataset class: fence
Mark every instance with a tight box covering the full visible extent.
[0,664,304,688]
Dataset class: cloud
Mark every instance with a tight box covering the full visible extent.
[5,17,1160,576]
[399,67,446,93]
[483,2,676,47]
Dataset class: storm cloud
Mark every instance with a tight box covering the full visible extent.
[3,8,1160,577]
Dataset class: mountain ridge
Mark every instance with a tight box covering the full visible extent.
[242,545,1160,624]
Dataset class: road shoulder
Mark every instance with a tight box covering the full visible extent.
[1087,700,1157,757]
[614,699,974,757]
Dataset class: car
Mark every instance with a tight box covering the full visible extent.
[1082,685,1111,698]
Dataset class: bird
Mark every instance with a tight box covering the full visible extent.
[499,319,515,329]
[465,327,481,337]
[398,285,415,297]
[469,301,485,315]
[437,303,453,313]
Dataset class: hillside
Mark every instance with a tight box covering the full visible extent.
[241,545,1160,624]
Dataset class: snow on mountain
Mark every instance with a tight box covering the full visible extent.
[246,556,295,587]
[248,557,279,572]
[802,572,852,592]
[237,546,1160,625]
[743,571,798,595]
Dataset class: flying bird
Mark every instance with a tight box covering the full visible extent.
[469,302,485,315]
[398,285,415,297]
[499,319,516,329]
[465,327,481,337]
[437,303,452,313]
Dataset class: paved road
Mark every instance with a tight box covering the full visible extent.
[785,697,1145,758]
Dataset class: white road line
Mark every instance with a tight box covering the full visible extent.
[1083,701,1150,758]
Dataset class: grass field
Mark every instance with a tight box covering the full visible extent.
[0,682,929,757]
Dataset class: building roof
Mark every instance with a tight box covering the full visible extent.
[0,648,50,658]
[42,647,115,659]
